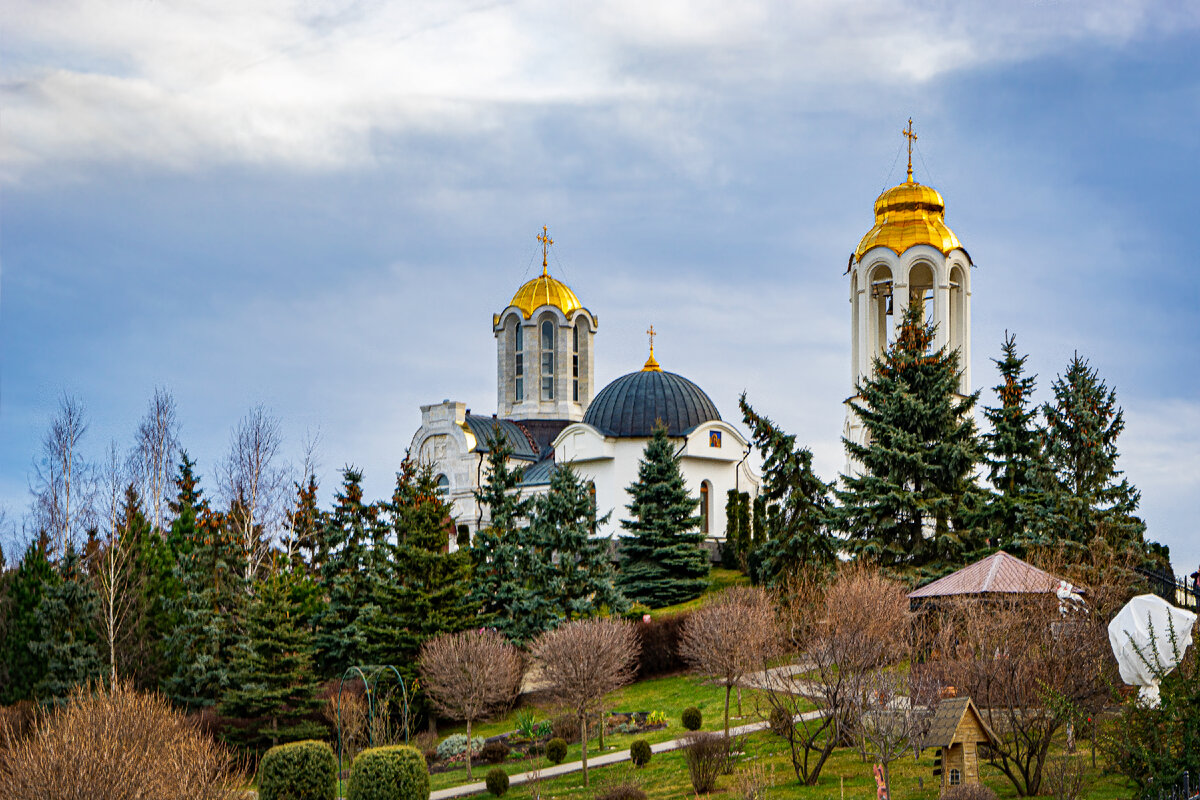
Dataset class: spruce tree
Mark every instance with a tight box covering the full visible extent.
[835,300,983,574]
[530,463,627,620]
[618,424,709,607]
[313,467,378,675]
[364,459,476,668]
[1042,354,1146,554]
[30,542,103,699]
[469,431,558,641]
[121,486,178,690]
[0,542,56,703]
[284,473,325,573]
[975,334,1054,554]
[740,395,834,584]
[164,455,243,709]
[221,556,325,751]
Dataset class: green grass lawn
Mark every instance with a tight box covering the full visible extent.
[648,568,751,618]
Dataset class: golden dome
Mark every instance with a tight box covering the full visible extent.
[508,272,584,319]
[854,178,964,261]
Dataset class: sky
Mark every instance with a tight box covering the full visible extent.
[2,1,1198,575]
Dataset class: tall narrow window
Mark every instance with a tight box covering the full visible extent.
[572,324,580,402]
[541,320,555,400]
[700,481,711,534]
[513,324,524,402]
[436,474,450,496]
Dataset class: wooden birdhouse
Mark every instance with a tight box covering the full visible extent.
[924,696,999,793]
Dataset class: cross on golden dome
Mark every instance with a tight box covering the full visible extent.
[643,324,662,371]
[903,118,918,182]
[538,225,554,276]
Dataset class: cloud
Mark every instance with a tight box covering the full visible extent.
[3,0,1196,180]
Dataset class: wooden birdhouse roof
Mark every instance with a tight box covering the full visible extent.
[924,696,999,750]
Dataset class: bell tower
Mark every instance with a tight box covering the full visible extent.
[845,121,973,454]
[494,226,598,422]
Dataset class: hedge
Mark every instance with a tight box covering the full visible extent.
[258,740,337,800]
[346,745,430,800]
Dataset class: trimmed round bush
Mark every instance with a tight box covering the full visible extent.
[485,767,509,796]
[681,707,702,731]
[259,740,337,800]
[629,738,652,767]
[768,706,793,738]
[346,745,430,800]
[545,737,568,765]
[480,740,510,764]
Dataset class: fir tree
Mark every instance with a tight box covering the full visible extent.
[164,455,243,708]
[740,395,835,584]
[220,556,326,751]
[1042,354,1146,553]
[618,424,709,607]
[0,542,57,703]
[835,300,984,573]
[313,467,378,675]
[120,486,178,690]
[974,334,1054,554]
[284,473,325,573]
[364,459,476,667]
[530,463,627,620]
[468,431,559,641]
[30,542,103,699]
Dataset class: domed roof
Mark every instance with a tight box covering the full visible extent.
[584,368,721,438]
[509,272,584,319]
[854,178,964,261]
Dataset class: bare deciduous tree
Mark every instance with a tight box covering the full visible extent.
[531,618,640,786]
[222,405,286,583]
[848,667,940,799]
[419,629,524,780]
[30,393,95,555]
[681,586,779,738]
[94,441,135,684]
[129,387,179,533]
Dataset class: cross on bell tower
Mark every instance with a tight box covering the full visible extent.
[903,118,918,182]
[538,225,554,275]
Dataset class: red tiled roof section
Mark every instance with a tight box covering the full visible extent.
[908,551,1063,599]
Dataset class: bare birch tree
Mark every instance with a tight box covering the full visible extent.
[222,405,286,583]
[531,618,640,786]
[30,393,95,554]
[419,629,524,780]
[94,441,135,684]
[130,387,179,532]
[681,586,780,738]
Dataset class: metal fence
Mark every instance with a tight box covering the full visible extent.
[1136,567,1198,611]
[1147,770,1199,800]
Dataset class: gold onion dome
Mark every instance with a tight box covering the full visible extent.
[853,177,963,261]
[509,272,584,318]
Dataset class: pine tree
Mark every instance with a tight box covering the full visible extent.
[313,467,378,675]
[618,424,709,607]
[1042,354,1146,554]
[530,463,627,620]
[468,431,559,641]
[220,556,326,752]
[835,300,984,573]
[974,334,1054,554]
[739,395,834,584]
[164,455,244,708]
[364,459,476,668]
[0,542,57,703]
[30,542,103,699]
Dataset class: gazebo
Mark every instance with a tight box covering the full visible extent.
[908,551,1075,609]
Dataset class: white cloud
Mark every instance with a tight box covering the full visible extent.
[3,0,1195,180]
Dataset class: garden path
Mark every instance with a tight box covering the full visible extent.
[427,709,825,800]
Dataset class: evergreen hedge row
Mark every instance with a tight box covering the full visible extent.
[346,745,430,800]
[258,740,337,800]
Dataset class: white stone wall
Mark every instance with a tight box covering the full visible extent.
[408,400,486,541]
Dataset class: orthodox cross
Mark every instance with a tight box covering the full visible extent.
[538,225,554,274]
[903,118,918,182]
[646,324,656,356]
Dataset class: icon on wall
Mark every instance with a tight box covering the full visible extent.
[709,431,722,448]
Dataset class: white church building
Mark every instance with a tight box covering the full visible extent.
[410,227,760,547]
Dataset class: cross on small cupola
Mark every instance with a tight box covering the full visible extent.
[642,324,662,372]
[903,117,918,182]
[538,225,554,275]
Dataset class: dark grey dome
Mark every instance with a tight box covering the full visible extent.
[583,370,721,438]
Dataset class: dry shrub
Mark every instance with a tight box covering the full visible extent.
[941,784,998,800]
[324,684,368,768]
[0,683,243,800]
[681,732,727,795]
[1043,756,1089,800]
[822,562,910,669]
[733,759,773,800]
[0,701,35,748]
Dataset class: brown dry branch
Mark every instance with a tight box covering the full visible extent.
[531,618,639,787]
[680,586,780,739]
[419,628,523,780]
[0,683,243,800]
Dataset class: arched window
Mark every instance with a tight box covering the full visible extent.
[513,323,524,402]
[700,481,711,534]
[572,323,580,402]
[436,474,449,495]
[541,320,555,400]
[948,768,961,786]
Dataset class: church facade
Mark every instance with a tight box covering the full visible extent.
[410,227,759,546]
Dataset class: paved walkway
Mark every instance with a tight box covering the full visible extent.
[428,709,824,800]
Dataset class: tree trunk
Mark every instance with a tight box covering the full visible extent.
[466,718,473,780]
[580,715,589,786]
[724,683,732,739]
